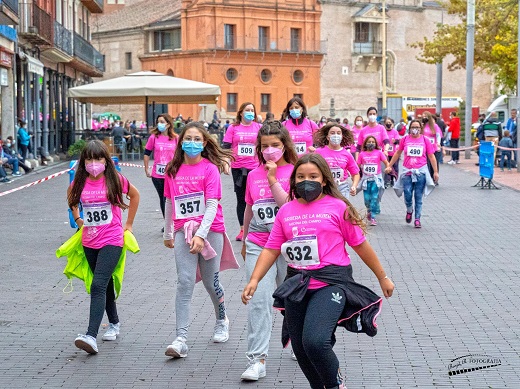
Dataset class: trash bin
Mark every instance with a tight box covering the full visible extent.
[478,141,494,179]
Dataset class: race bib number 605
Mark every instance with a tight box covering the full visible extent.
[407,145,424,157]
[281,235,320,267]
[252,198,279,225]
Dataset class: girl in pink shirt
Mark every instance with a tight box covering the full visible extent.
[315,123,360,199]
[349,115,364,154]
[383,118,401,188]
[68,140,140,354]
[385,119,439,228]
[242,153,394,389]
[356,136,390,226]
[223,102,262,241]
[355,107,390,160]
[163,122,237,359]
[240,121,298,381]
[281,97,319,156]
[143,114,178,228]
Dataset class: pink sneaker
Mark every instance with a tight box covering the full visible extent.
[370,218,378,226]
[235,230,244,241]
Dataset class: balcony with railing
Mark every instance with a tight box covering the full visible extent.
[18,2,52,45]
[352,41,382,55]
[0,0,18,25]
[54,21,72,56]
[80,0,103,14]
[73,32,105,75]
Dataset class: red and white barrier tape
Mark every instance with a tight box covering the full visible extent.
[0,168,71,197]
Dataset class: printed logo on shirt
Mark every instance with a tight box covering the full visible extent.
[259,188,265,197]
[292,226,299,237]
[331,292,343,304]
[179,186,184,194]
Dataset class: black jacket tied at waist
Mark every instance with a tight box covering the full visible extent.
[273,265,383,347]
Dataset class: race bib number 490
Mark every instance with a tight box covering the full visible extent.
[174,191,206,219]
[281,235,320,267]
[238,143,255,157]
[83,202,113,227]
[407,145,424,157]
[252,198,279,225]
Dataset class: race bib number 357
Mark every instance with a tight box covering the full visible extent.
[281,235,320,267]
[174,191,206,219]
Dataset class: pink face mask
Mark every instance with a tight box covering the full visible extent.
[85,161,106,178]
[262,146,284,163]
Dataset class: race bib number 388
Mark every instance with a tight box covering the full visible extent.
[174,191,206,219]
[281,235,320,267]
[407,145,424,157]
[83,202,113,227]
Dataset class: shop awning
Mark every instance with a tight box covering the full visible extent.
[26,55,44,76]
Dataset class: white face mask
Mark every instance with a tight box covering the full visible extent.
[355,120,363,127]
[329,134,342,145]
[411,128,420,135]
[368,115,377,123]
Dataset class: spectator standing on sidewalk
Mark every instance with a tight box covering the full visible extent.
[17,120,30,162]
[447,111,461,165]
[505,109,517,167]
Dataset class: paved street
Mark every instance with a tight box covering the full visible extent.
[1,159,519,388]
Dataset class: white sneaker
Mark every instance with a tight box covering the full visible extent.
[74,334,98,354]
[165,337,188,358]
[447,160,456,165]
[241,360,266,381]
[213,316,229,343]
[102,323,120,341]
[290,349,297,361]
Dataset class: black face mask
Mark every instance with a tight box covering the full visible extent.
[385,123,392,129]
[366,143,376,151]
[295,180,323,202]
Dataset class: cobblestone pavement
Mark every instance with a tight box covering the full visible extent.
[0,159,519,388]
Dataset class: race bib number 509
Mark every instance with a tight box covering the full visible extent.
[83,202,113,227]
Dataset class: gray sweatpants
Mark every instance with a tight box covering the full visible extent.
[245,238,287,361]
[174,230,226,340]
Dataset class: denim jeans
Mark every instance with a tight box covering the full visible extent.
[363,180,380,215]
[402,172,426,220]
[500,150,512,169]
[5,156,19,173]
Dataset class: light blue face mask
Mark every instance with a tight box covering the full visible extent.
[157,123,167,132]
[243,112,255,122]
[182,141,204,157]
[289,109,302,119]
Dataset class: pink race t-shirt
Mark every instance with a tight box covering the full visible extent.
[245,163,293,247]
[349,126,363,153]
[79,174,129,249]
[357,124,389,150]
[385,129,400,156]
[316,146,359,182]
[145,134,178,178]
[164,158,225,232]
[223,122,262,170]
[283,118,319,156]
[357,149,387,176]
[265,195,365,289]
[423,123,442,152]
[399,135,435,169]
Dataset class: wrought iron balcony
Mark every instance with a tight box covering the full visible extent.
[0,0,18,25]
[352,41,383,55]
[18,2,52,45]
[73,32,105,73]
[54,21,72,56]
[80,0,103,14]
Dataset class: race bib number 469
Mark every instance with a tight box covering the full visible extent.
[363,164,377,175]
[281,235,320,267]
[155,163,166,176]
[174,191,206,219]
[83,202,113,227]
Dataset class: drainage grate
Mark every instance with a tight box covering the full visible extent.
[0,321,13,327]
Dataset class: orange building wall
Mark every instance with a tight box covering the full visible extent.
[141,0,323,121]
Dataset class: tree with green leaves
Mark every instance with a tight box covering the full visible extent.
[411,0,518,93]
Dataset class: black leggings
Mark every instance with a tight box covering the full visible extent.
[231,168,251,226]
[84,245,122,337]
[151,177,166,218]
[285,285,346,389]
[428,151,441,180]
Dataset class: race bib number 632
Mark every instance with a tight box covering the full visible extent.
[281,235,320,267]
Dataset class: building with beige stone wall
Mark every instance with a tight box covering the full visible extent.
[318,0,494,121]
